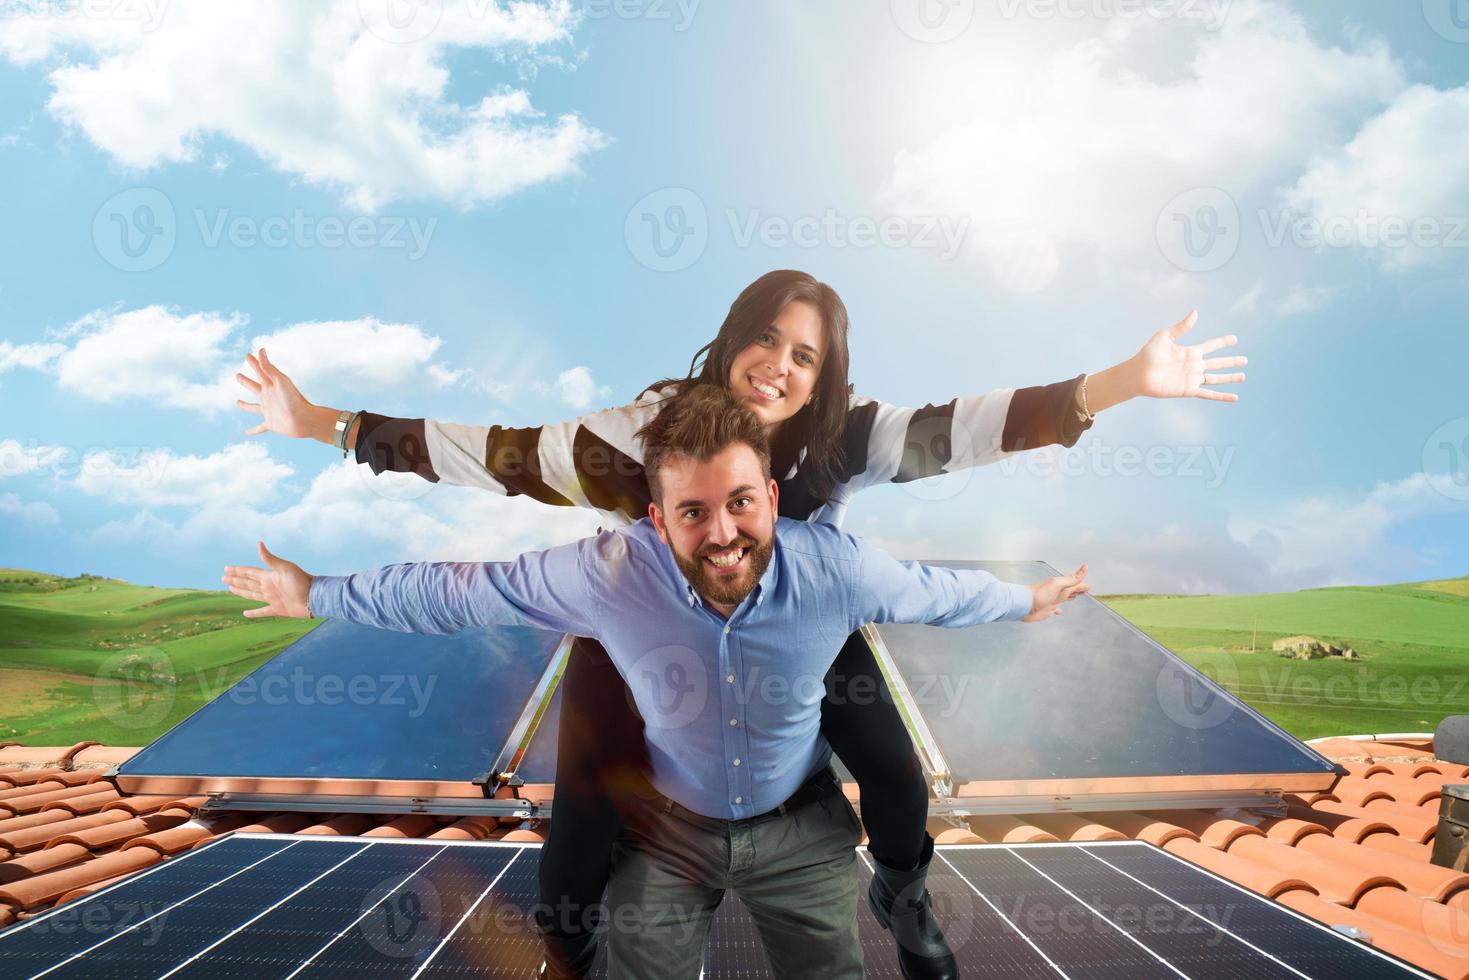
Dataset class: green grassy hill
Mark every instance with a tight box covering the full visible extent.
[0,568,316,745]
[1,568,1465,745]
[1102,576,1469,740]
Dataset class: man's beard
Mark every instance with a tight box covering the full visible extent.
[673,534,775,608]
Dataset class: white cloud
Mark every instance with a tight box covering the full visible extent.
[17,305,467,414]
[54,306,246,411]
[74,442,294,507]
[865,467,1466,595]
[1230,280,1265,314]
[0,491,59,525]
[247,319,448,395]
[0,340,64,372]
[1283,84,1469,271]
[536,365,611,409]
[1269,284,1332,317]
[1226,471,1468,588]
[1230,281,1331,318]
[94,457,602,571]
[0,0,605,210]
[880,0,1403,291]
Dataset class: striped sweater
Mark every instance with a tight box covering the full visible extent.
[354,375,1092,528]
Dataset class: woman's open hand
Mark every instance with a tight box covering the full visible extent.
[1131,311,1247,402]
[237,348,329,440]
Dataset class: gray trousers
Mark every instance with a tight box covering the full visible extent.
[604,777,865,979]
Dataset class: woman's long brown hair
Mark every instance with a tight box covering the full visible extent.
[646,270,853,504]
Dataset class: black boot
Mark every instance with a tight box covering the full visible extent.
[535,909,599,980]
[868,834,960,980]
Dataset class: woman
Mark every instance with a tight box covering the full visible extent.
[236,271,1245,980]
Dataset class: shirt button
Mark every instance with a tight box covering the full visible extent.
[723,625,731,634]
[734,796,743,804]
[726,674,735,684]
[733,758,741,766]
[729,718,738,727]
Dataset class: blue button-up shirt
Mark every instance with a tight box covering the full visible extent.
[309,517,1033,819]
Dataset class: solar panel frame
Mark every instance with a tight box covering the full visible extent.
[868,560,1342,808]
[111,617,574,803]
[0,836,1431,979]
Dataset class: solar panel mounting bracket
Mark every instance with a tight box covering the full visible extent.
[198,791,545,818]
[927,788,1289,817]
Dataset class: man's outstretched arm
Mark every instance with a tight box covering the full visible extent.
[222,540,600,637]
[848,535,1090,630]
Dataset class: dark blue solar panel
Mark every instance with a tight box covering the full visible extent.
[873,561,1339,787]
[114,618,566,793]
[0,838,1426,978]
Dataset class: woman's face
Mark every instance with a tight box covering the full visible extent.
[726,299,825,432]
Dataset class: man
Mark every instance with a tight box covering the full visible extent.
[223,385,1090,978]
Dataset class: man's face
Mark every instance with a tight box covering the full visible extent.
[649,443,778,615]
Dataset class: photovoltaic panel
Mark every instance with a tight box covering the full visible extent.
[0,837,1428,979]
[113,617,569,799]
[871,561,1340,798]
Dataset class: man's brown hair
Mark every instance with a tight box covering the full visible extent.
[637,384,772,504]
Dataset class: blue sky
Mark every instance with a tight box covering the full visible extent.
[0,0,1465,595]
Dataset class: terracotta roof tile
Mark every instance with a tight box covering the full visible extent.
[0,842,92,881]
[1295,831,1469,904]
[46,813,187,852]
[1355,885,1469,951]
[427,816,501,841]
[0,846,159,910]
[297,813,377,837]
[1159,837,1312,898]
[0,810,134,853]
[1310,797,1438,843]
[1084,810,1196,848]
[1360,830,1437,864]
[1024,813,1127,842]
[932,827,983,845]
[1226,834,1396,905]
[363,814,439,839]
[963,815,1057,844]
[1145,808,1264,849]
[36,786,122,817]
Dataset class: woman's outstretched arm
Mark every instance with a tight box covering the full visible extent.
[235,348,666,523]
[839,310,1246,490]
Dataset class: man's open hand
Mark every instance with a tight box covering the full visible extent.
[223,542,314,619]
[1023,564,1090,622]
